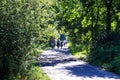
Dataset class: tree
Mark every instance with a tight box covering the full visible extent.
[0,0,59,79]
[55,0,120,74]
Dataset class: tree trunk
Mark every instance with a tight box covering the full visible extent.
[105,0,112,36]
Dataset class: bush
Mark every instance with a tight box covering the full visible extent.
[27,66,50,80]
[88,40,120,74]
[0,0,57,79]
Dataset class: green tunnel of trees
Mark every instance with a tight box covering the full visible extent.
[0,0,120,80]
[55,0,120,75]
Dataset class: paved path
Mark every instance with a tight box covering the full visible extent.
[39,47,120,80]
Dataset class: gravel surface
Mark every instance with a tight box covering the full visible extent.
[39,47,120,80]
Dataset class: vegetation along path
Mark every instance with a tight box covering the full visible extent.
[39,47,120,80]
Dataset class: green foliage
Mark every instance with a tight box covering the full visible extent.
[89,39,120,71]
[55,0,120,75]
[1,0,120,79]
[27,66,50,80]
[0,0,58,80]
[38,25,60,48]
[102,55,120,74]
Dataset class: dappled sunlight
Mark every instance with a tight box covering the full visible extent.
[39,48,120,80]
[1,0,120,79]
[39,48,77,67]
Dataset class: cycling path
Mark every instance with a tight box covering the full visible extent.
[39,47,120,80]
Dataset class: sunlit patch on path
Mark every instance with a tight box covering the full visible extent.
[39,47,120,80]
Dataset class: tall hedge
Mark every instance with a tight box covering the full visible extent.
[0,0,58,80]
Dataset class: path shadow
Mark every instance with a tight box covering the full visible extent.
[39,48,77,67]
[39,55,77,67]
[39,48,120,79]
[63,64,120,79]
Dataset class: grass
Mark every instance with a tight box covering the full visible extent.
[27,66,50,80]
[32,48,51,80]
[15,49,50,80]
[73,50,87,59]
[68,42,88,61]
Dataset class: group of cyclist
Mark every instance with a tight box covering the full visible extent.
[49,38,67,49]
